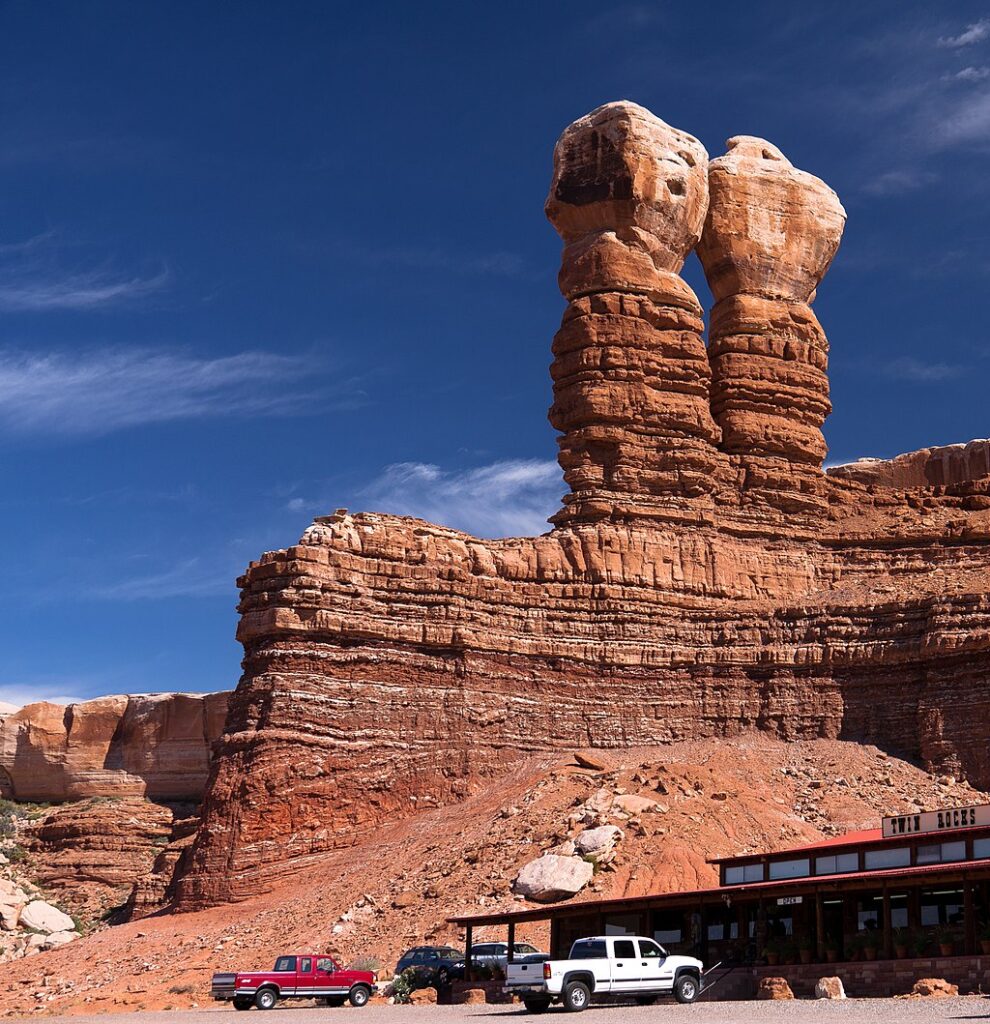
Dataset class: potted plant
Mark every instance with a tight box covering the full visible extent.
[763,939,780,967]
[980,921,990,956]
[781,939,798,965]
[798,936,814,965]
[862,931,881,961]
[912,931,929,958]
[893,927,909,960]
[936,926,955,957]
[825,940,840,964]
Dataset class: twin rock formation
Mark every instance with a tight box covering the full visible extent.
[176,102,990,907]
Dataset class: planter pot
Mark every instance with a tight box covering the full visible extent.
[765,954,779,966]
[864,947,878,961]
[799,950,813,965]
[895,945,908,959]
[980,940,990,955]
[826,950,839,963]
[939,944,954,957]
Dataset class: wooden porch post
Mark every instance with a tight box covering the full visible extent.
[964,881,975,955]
[508,920,516,964]
[882,886,892,960]
[815,892,825,962]
[465,925,473,983]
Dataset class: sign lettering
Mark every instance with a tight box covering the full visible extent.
[882,804,990,838]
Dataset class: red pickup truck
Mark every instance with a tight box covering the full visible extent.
[211,954,376,1010]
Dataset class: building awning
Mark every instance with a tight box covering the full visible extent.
[446,857,990,928]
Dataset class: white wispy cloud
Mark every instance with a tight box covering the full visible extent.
[862,169,937,196]
[0,346,353,436]
[288,458,563,538]
[0,683,89,709]
[0,231,169,311]
[884,356,963,382]
[943,65,990,82]
[938,19,990,48]
[936,88,990,145]
[88,557,234,601]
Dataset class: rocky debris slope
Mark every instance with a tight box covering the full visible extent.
[1,737,985,1016]
[0,692,229,803]
[176,100,990,907]
[21,798,197,920]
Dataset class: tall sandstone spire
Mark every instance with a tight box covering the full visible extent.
[697,136,846,512]
[546,102,721,524]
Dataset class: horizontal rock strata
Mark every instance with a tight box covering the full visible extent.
[174,101,990,907]
[0,692,230,802]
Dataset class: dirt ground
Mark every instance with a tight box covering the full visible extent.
[9,997,990,1023]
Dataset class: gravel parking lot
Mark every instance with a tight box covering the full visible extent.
[16,999,990,1024]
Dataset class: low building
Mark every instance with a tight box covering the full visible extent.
[448,804,990,998]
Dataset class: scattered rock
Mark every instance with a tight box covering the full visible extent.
[513,855,594,902]
[573,754,607,772]
[407,987,438,1005]
[757,977,795,1000]
[909,978,959,998]
[453,988,486,1005]
[18,901,74,935]
[815,976,846,1000]
[573,826,623,863]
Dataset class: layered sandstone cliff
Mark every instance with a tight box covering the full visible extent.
[0,692,230,803]
[175,101,990,907]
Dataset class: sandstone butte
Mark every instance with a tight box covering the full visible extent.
[151,100,987,907]
[0,692,229,803]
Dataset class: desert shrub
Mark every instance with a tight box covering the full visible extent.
[389,967,430,1004]
[168,985,196,995]
[348,956,383,974]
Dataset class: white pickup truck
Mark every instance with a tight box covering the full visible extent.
[504,935,703,1012]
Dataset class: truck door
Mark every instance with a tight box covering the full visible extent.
[637,939,674,991]
[271,955,297,995]
[294,957,315,997]
[608,938,642,993]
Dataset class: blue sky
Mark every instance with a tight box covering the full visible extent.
[0,0,988,704]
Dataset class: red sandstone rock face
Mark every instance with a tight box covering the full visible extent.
[547,102,721,522]
[829,439,990,489]
[0,692,229,803]
[697,136,845,510]
[174,102,990,908]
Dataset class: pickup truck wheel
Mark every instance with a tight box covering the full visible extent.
[522,996,551,1013]
[254,988,278,1011]
[673,973,699,1004]
[563,981,590,1012]
[348,985,371,1007]
[233,997,253,1011]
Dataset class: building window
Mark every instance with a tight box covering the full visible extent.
[856,893,908,930]
[768,858,810,880]
[604,913,641,936]
[815,852,858,875]
[920,888,964,927]
[973,838,990,859]
[864,846,910,870]
[916,841,966,865]
[724,862,764,885]
[651,909,683,946]
[704,907,739,942]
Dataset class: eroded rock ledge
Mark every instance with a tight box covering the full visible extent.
[174,101,990,908]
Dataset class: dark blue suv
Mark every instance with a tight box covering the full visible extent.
[394,946,465,987]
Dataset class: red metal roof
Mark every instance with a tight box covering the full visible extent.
[447,857,990,927]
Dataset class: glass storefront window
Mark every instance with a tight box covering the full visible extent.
[857,893,908,929]
[725,862,764,885]
[975,838,990,859]
[920,888,964,927]
[864,846,910,870]
[768,858,810,880]
[604,913,641,936]
[652,909,683,946]
[917,841,966,865]
[704,907,739,942]
[815,852,858,875]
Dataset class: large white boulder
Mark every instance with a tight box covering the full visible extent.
[513,855,593,902]
[0,902,22,930]
[18,900,74,934]
[43,930,80,949]
[574,825,623,862]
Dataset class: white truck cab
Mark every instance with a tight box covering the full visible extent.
[504,934,703,1012]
